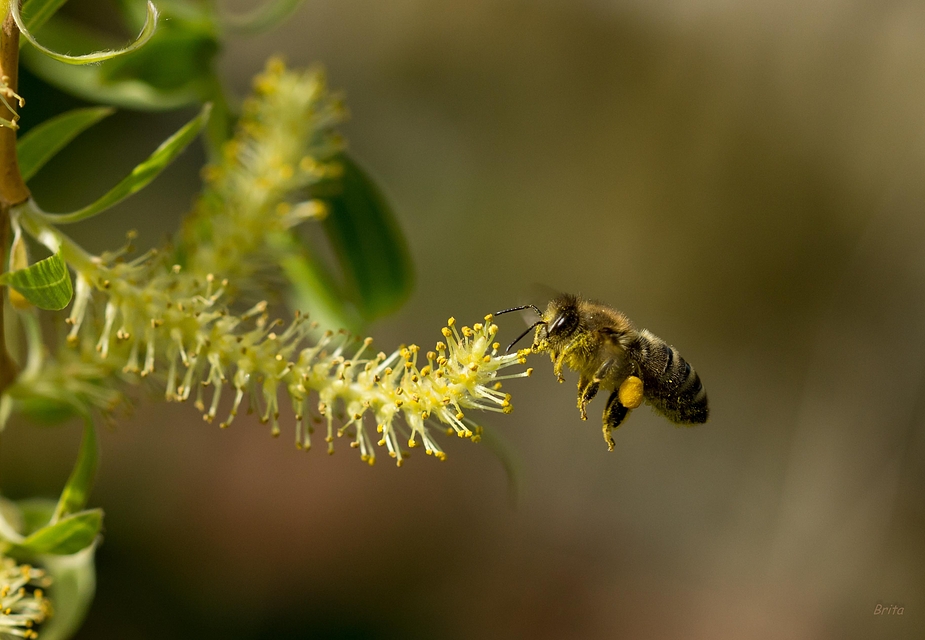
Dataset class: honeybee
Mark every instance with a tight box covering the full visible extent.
[496,294,708,450]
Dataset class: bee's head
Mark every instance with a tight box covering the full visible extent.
[493,295,585,354]
[540,294,581,347]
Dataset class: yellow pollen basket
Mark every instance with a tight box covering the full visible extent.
[618,376,644,409]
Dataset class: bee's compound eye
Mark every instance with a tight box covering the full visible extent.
[549,310,578,336]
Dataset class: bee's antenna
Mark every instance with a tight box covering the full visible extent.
[506,320,546,353]
[494,304,543,317]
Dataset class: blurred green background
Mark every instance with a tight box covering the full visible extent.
[3,0,925,638]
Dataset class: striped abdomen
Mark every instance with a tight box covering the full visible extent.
[629,330,708,424]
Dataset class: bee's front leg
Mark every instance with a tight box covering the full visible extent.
[553,351,567,383]
[602,390,631,452]
[552,338,586,383]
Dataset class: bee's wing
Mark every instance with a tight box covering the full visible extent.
[595,326,630,369]
[529,282,565,303]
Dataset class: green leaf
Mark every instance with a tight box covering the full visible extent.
[13,0,158,65]
[269,230,361,333]
[21,3,219,110]
[16,396,79,425]
[20,0,70,36]
[53,416,99,522]
[15,498,57,536]
[102,2,219,93]
[224,0,304,34]
[22,46,200,110]
[36,544,97,640]
[17,106,115,182]
[476,423,523,509]
[14,509,102,555]
[320,154,414,322]
[0,496,26,544]
[0,249,73,310]
[39,104,211,224]
[0,498,98,638]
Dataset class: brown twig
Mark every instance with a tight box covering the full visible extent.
[0,6,29,392]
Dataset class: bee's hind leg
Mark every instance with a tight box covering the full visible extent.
[602,390,630,452]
